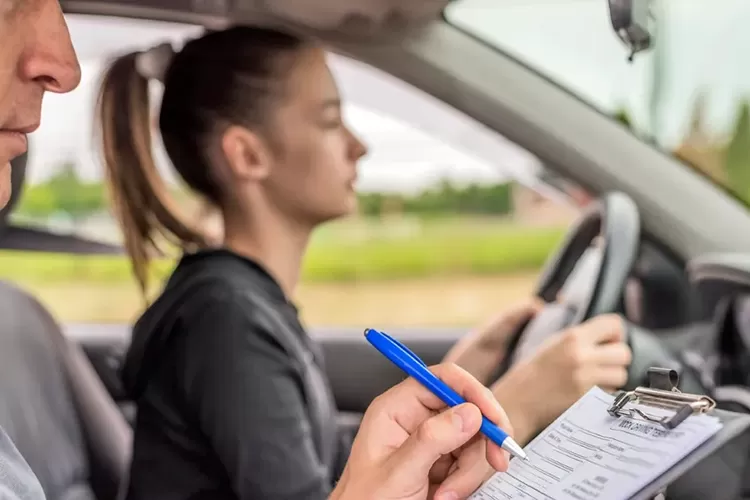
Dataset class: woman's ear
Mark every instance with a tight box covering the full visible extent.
[221,125,271,182]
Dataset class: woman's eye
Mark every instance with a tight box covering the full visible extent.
[321,114,343,128]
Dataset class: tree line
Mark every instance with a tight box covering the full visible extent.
[616,95,750,206]
[15,167,516,220]
[359,181,512,217]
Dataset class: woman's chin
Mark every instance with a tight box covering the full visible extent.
[318,200,358,225]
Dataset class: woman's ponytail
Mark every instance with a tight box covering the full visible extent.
[96,52,208,296]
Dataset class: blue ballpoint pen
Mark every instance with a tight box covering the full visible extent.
[364,328,528,461]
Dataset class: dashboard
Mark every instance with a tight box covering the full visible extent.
[688,253,750,320]
[623,242,697,329]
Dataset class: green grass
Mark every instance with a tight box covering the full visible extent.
[0,217,565,285]
[303,218,564,281]
[0,217,564,324]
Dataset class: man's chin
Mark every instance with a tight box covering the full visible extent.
[0,162,11,210]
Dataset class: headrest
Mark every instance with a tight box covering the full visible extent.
[0,152,28,236]
[0,151,122,255]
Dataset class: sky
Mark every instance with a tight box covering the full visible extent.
[26,0,750,194]
[448,0,750,146]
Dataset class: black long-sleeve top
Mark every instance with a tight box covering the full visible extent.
[120,249,350,500]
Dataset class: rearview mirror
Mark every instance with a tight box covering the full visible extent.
[608,0,653,61]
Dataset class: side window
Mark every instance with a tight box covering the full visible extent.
[2,17,583,328]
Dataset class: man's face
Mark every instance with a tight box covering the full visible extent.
[0,0,80,209]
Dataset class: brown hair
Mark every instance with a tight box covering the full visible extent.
[96,27,306,294]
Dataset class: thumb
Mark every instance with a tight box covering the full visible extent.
[506,297,544,323]
[384,404,482,486]
[485,298,543,340]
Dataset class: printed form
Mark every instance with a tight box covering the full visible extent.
[471,387,722,500]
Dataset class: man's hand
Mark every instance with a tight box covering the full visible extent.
[491,314,631,445]
[444,298,543,384]
[331,363,512,500]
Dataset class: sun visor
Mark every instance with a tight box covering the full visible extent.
[61,0,450,37]
[260,0,449,35]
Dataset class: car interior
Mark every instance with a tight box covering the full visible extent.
[2,0,750,499]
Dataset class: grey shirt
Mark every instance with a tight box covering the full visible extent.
[0,426,44,500]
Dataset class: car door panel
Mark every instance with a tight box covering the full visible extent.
[66,324,133,424]
[316,327,461,413]
[66,324,463,422]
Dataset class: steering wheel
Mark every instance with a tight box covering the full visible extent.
[497,191,706,393]
[494,192,640,380]
[505,191,640,360]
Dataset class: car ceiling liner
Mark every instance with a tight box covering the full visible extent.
[61,0,450,37]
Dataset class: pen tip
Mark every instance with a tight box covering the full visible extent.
[501,438,527,462]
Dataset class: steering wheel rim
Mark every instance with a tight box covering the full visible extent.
[499,191,641,372]
[535,191,641,324]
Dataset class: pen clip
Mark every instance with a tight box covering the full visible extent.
[380,331,428,368]
[365,328,429,368]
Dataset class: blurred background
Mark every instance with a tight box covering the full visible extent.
[3,0,749,330]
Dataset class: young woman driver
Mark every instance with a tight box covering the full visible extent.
[98,26,630,500]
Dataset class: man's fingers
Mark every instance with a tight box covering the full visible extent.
[429,454,455,483]
[434,438,494,500]
[428,364,514,433]
[385,363,513,437]
[385,403,482,485]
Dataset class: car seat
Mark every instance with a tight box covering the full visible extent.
[0,154,131,500]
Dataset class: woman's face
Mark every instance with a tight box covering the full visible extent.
[260,47,368,226]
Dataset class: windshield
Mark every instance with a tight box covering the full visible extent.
[446,0,750,205]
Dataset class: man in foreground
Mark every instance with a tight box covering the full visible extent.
[0,2,513,499]
[0,0,80,497]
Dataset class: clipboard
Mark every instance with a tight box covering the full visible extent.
[606,367,750,500]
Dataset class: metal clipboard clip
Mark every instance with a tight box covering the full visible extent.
[607,367,716,430]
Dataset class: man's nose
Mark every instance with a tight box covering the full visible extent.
[20,0,81,94]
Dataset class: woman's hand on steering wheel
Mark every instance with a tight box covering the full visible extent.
[489,314,631,445]
[444,298,544,385]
